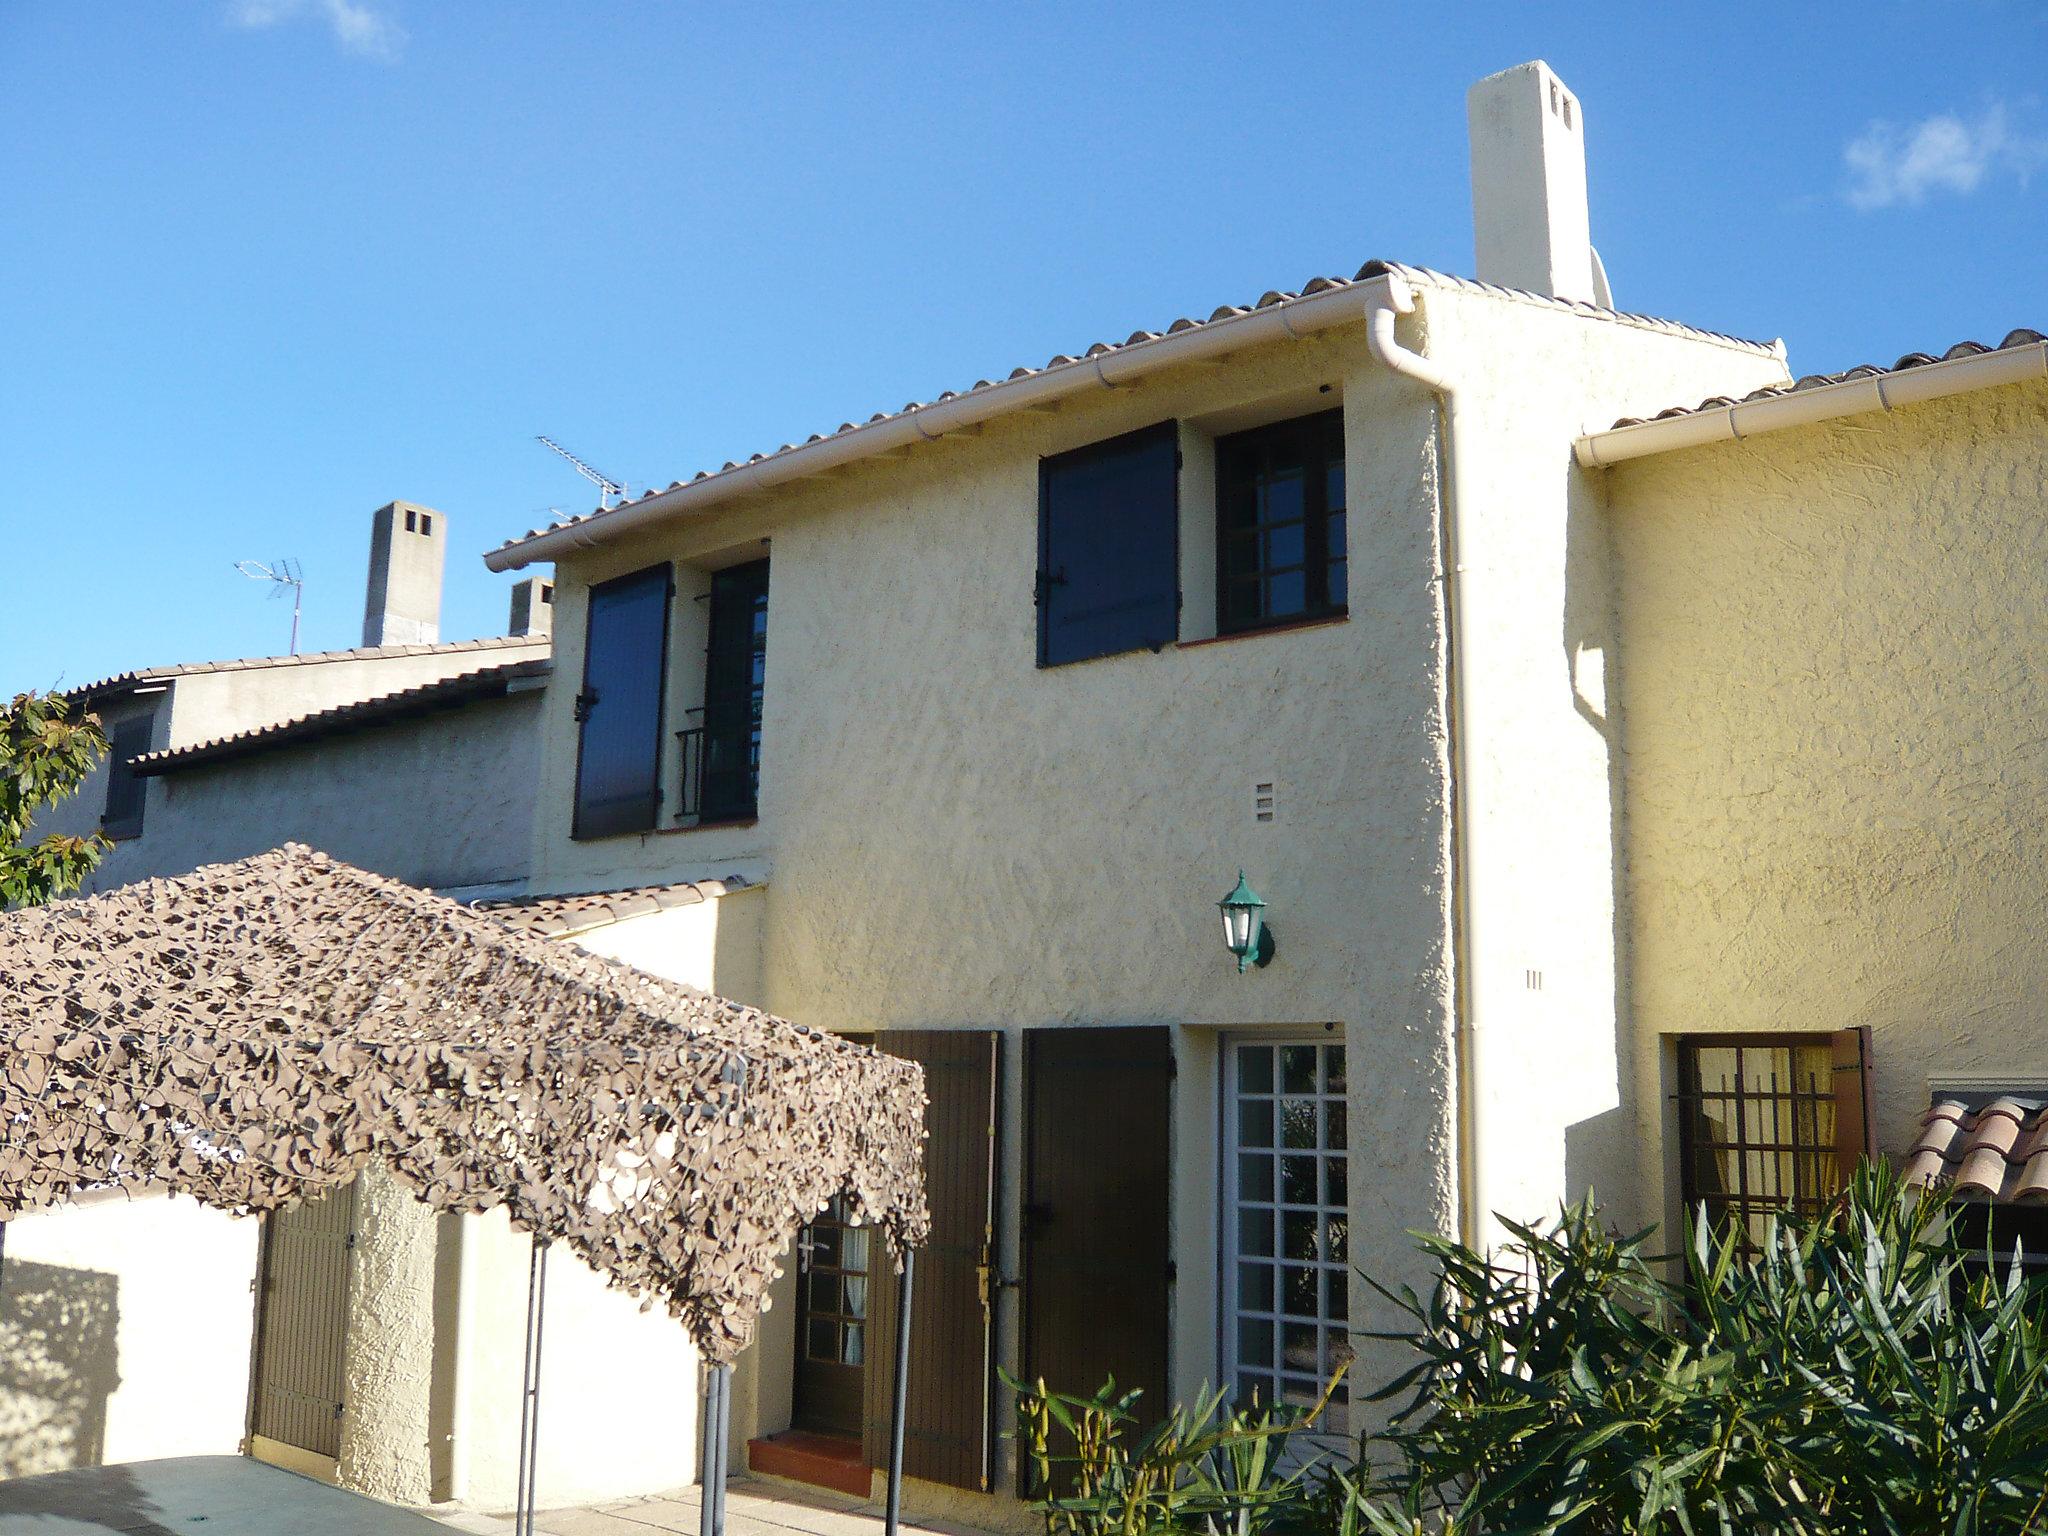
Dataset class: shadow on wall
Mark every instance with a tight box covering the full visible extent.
[1559,451,1637,1222]
[0,1253,122,1478]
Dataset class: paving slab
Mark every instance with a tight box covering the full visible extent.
[0,1455,460,1535]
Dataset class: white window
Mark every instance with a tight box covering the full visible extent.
[1223,1039,1350,1433]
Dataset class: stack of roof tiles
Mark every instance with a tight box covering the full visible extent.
[1902,1097,2048,1203]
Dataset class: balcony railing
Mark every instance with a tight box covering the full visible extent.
[674,724,757,826]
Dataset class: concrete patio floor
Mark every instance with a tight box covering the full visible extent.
[439,1475,1006,1536]
[0,1455,459,1534]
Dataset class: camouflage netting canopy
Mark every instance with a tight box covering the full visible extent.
[0,844,929,1362]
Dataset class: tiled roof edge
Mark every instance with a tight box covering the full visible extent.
[476,877,754,938]
[131,657,551,777]
[65,633,550,702]
[487,260,1780,566]
[1606,328,2048,431]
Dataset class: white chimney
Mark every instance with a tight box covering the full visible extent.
[508,575,554,639]
[363,501,446,647]
[1467,61,1598,304]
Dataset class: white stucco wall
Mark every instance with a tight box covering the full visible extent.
[1412,288,1789,1240]
[519,281,1789,1509]
[0,1195,260,1476]
[1609,376,2048,1234]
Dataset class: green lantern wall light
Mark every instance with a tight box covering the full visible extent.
[1218,871,1276,973]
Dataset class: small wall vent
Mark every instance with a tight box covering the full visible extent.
[1252,780,1278,825]
[1525,968,1544,992]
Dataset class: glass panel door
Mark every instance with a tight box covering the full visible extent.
[791,1194,870,1437]
[1223,1039,1350,1434]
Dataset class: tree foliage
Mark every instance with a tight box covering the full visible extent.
[1,690,109,906]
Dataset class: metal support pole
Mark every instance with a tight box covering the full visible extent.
[514,1237,550,1536]
[699,1364,731,1536]
[885,1247,917,1536]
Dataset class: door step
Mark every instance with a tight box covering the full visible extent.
[746,1431,873,1498]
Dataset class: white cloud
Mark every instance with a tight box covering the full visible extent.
[228,0,406,61]
[1844,103,2047,210]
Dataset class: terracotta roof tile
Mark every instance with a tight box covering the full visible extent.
[477,877,752,939]
[1612,328,2048,429]
[1904,1097,2048,1203]
[131,657,551,777]
[490,261,1779,562]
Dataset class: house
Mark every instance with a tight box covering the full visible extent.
[16,52,2045,1529]
[472,58,1845,1521]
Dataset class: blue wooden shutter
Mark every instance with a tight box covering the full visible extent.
[571,565,672,839]
[1037,422,1180,667]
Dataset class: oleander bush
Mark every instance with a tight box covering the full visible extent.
[1017,1163,2048,1536]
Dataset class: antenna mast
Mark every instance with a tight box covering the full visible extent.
[234,558,305,654]
[536,436,628,510]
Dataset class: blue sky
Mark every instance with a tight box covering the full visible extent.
[3,2,2044,696]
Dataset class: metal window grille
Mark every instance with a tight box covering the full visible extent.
[1675,1035,1840,1255]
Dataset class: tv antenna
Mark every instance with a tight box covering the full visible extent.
[234,558,305,655]
[536,435,628,510]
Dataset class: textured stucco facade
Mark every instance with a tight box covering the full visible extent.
[1609,375,2048,1233]
[524,278,1788,1508]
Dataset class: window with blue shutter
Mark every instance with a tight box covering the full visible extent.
[1037,421,1180,667]
[571,564,672,840]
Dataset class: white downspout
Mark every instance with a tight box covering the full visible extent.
[1365,276,1488,1250]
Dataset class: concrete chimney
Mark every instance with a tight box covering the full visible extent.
[1467,61,1596,304]
[362,501,445,647]
[508,575,554,639]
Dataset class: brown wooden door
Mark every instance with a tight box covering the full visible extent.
[250,1182,357,1463]
[1019,1026,1172,1494]
[863,1030,1002,1491]
[792,1195,873,1436]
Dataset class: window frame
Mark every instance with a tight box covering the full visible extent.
[696,556,770,825]
[569,562,674,842]
[1036,420,1182,669]
[1220,1035,1351,1434]
[1673,1029,1870,1255]
[1213,408,1347,638]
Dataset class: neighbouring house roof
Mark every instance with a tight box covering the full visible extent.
[65,633,549,702]
[130,657,551,778]
[1577,327,2048,467]
[485,260,1781,571]
[0,845,929,1361]
[1902,1097,2048,1203]
[478,876,751,940]
[1609,328,2048,429]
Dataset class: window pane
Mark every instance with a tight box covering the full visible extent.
[1282,1265,1317,1317]
[808,1273,839,1314]
[1240,1099,1275,1148]
[1283,1210,1317,1260]
[1281,1155,1316,1205]
[1325,1269,1349,1323]
[1280,1046,1317,1094]
[1238,1317,1274,1368]
[1280,1100,1316,1149]
[1264,521,1305,570]
[841,1227,870,1271]
[1239,1262,1275,1312]
[807,1320,836,1362]
[1039,422,1180,666]
[1326,459,1345,514]
[1325,1156,1349,1207]
[842,1323,864,1366]
[1324,1102,1348,1151]
[1239,1152,1274,1202]
[1240,1209,1274,1258]
[1282,1322,1318,1374]
[1328,510,1347,559]
[843,1275,867,1317]
[1267,568,1306,618]
[1328,557,1347,610]
[1323,1045,1347,1094]
[1237,1046,1274,1094]
[1263,468,1305,525]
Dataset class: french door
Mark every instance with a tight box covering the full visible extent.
[1221,1038,1350,1434]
